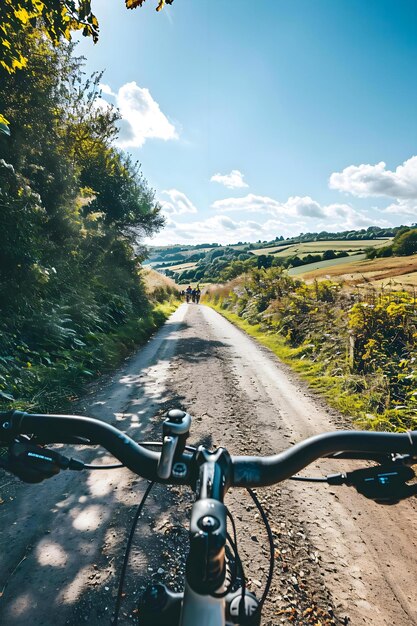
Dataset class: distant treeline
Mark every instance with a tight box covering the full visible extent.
[165,247,353,284]
[148,224,409,263]
[149,224,413,285]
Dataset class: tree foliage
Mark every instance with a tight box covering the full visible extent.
[0,1,99,75]
[0,0,173,134]
[392,229,417,256]
[0,0,172,75]
[0,32,167,410]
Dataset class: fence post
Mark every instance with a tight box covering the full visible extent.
[348,330,355,372]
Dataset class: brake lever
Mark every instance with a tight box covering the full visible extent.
[327,464,417,505]
[5,440,70,483]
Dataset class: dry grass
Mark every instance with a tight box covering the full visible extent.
[142,267,178,292]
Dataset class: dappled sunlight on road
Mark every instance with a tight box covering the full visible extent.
[72,505,105,532]
[36,540,68,568]
[58,565,93,605]
[8,592,33,618]
[87,468,116,498]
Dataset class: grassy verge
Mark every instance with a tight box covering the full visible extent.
[206,301,374,427]
[3,298,179,414]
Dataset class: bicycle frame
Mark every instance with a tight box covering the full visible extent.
[180,582,226,626]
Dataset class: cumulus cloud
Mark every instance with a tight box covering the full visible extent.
[212,193,281,214]
[99,83,115,97]
[329,156,417,199]
[212,194,326,219]
[98,81,178,148]
[383,199,417,216]
[147,198,382,246]
[210,169,249,189]
[211,192,379,232]
[159,189,198,216]
[283,196,324,218]
[146,215,290,246]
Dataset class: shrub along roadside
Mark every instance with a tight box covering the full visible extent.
[204,270,417,432]
[0,296,179,414]
[0,32,175,415]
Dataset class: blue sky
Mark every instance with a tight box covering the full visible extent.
[76,0,417,245]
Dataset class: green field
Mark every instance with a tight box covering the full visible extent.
[288,253,367,276]
[252,238,391,257]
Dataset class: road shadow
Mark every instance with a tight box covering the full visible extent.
[0,312,228,624]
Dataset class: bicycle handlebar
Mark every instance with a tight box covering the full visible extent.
[232,430,417,486]
[1,411,417,488]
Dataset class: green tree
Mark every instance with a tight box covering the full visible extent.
[257,254,273,269]
[322,249,337,260]
[392,229,417,256]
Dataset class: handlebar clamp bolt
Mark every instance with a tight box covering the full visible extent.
[167,409,186,424]
[198,515,220,532]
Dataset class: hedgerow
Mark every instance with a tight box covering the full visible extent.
[205,269,417,431]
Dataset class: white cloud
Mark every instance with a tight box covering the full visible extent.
[159,189,198,216]
[212,194,326,219]
[212,193,281,214]
[99,83,116,97]
[146,215,290,246]
[383,199,417,216]
[98,81,178,148]
[146,198,384,246]
[329,156,417,199]
[283,196,325,218]
[211,193,380,232]
[210,169,249,189]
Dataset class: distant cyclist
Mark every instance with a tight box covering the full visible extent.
[195,287,201,304]
[185,285,192,303]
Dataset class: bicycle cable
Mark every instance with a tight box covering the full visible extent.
[113,480,155,626]
[289,475,328,483]
[211,509,240,598]
[245,487,275,623]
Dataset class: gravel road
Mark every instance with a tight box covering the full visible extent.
[0,303,416,625]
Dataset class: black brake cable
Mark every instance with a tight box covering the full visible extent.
[212,510,240,598]
[226,528,247,619]
[246,487,275,622]
[112,441,196,624]
[113,480,155,626]
[83,463,124,469]
[289,475,328,483]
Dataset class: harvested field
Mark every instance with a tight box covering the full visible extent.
[298,254,417,290]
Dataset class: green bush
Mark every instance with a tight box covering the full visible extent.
[205,270,417,431]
